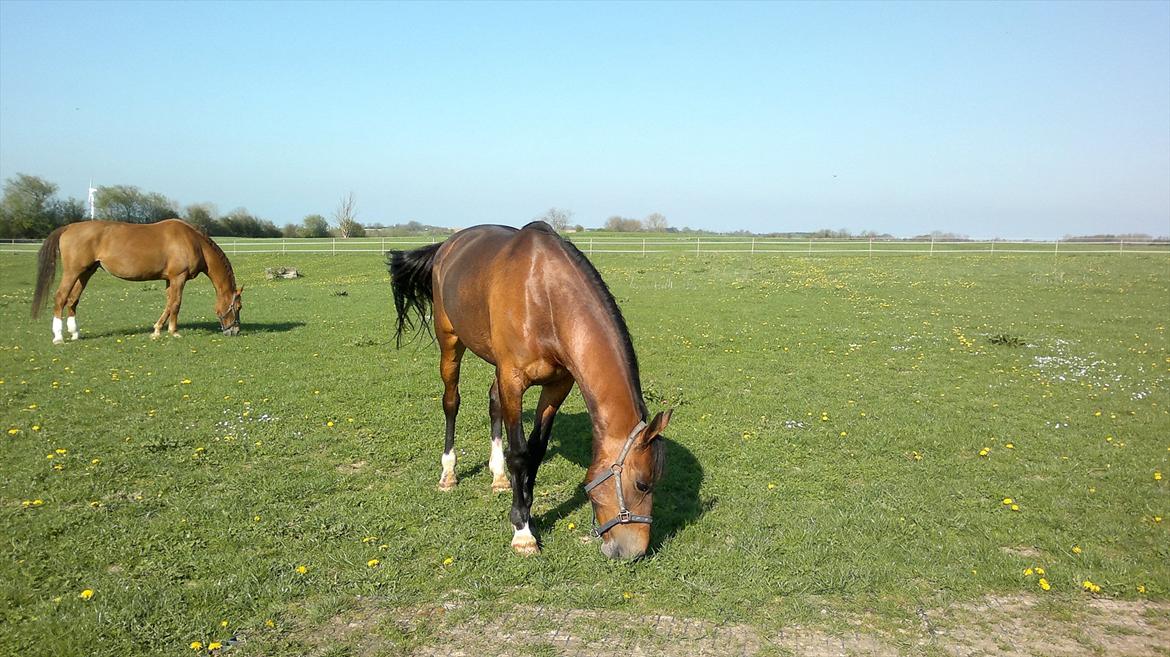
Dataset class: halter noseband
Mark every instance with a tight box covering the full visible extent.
[217,298,239,327]
[584,420,651,538]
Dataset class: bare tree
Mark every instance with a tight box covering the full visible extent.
[536,207,573,231]
[643,212,668,232]
[604,215,642,232]
[334,192,364,238]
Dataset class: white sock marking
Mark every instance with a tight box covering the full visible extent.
[512,522,535,545]
[67,316,79,339]
[52,316,64,343]
[441,450,456,476]
[489,438,506,478]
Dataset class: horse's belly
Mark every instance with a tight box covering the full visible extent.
[98,258,164,281]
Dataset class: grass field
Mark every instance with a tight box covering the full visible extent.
[1,250,1168,656]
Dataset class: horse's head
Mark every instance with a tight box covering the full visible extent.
[585,409,672,560]
[215,286,243,336]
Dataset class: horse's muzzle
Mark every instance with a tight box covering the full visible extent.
[223,326,240,336]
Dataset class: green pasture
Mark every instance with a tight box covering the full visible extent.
[1,250,1167,656]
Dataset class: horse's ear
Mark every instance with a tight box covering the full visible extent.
[641,408,673,444]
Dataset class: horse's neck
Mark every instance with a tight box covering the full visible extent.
[200,242,234,297]
[565,317,644,449]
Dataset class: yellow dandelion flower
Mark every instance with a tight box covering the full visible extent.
[979,447,990,457]
[622,591,633,599]
[1156,471,1163,481]
[1036,567,1045,575]
[1155,516,1163,523]
[767,483,776,489]
[219,620,228,628]
[6,428,19,435]
[295,565,307,574]
[1002,498,1014,505]
[265,619,275,628]
[32,499,44,506]
[567,522,576,530]
[1137,585,1147,594]
[1039,578,1051,591]
[32,425,40,431]
[79,589,94,600]
[1005,443,1014,449]
[443,557,454,565]
[367,559,380,568]
[181,379,192,384]
[190,642,203,651]
[1072,545,1082,554]
[1024,568,1034,576]
[1011,504,1020,511]
[208,642,222,651]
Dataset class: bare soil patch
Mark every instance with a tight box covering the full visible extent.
[294,595,1169,657]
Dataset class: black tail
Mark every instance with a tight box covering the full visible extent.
[31,226,65,319]
[387,241,443,346]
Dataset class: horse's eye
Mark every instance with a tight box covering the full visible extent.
[635,480,650,493]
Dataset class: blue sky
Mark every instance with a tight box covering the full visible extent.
[1,1,1167,238]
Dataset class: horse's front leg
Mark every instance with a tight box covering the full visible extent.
[497,371,537,555]
[152,275,187,338]
[524,379,574,501]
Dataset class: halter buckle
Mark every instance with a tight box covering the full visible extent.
[618,510,631,523]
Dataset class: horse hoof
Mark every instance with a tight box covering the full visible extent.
[438,475,458,491]
[69,333,80,341]
[151,332,161,340]
[491,476,511,493]
[170,333,182,338]
[52,338,64,345]
[511,538,540,556]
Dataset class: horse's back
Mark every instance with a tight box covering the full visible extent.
[58,219,205,280]
[434,222,580,372]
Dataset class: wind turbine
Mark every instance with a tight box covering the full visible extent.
[87,181,97,220]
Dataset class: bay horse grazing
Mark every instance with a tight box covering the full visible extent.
[389,221,672,559]
[31,219,243,343]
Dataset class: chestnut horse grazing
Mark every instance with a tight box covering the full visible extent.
[31,219,243,343]
[390,221,672,559]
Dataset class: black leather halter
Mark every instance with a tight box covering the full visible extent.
[584,420,651,538]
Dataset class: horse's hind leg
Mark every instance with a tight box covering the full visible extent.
[437,332,466,491]
[488,380,510,492]
[51,267,85,344]
[64,264,99,341]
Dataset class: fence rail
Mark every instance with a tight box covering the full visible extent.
[3,236,1169,256]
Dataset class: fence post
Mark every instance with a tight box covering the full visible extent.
[589,238,593,255]
[990,239,995,255]
[642,238,646,256]
[1119,239,1124,253]
[868,237,873,257]
[808,239,813,256]
[696,238,701,254]
[382,237,386,252]
[1054,239,1060,258]
[929,235,934,256]
[752,237,756,255]
[332,238,336,256]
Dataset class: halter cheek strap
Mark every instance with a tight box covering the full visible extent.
[584,420,652,538]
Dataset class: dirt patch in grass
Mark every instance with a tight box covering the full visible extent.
[294,595,1170,657]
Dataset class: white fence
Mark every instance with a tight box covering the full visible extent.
[3,236,1168,256]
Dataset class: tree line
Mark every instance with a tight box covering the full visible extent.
[0,174,371,240]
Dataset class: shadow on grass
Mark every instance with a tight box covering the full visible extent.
[83,320,306,338]
[538,411,706,554]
